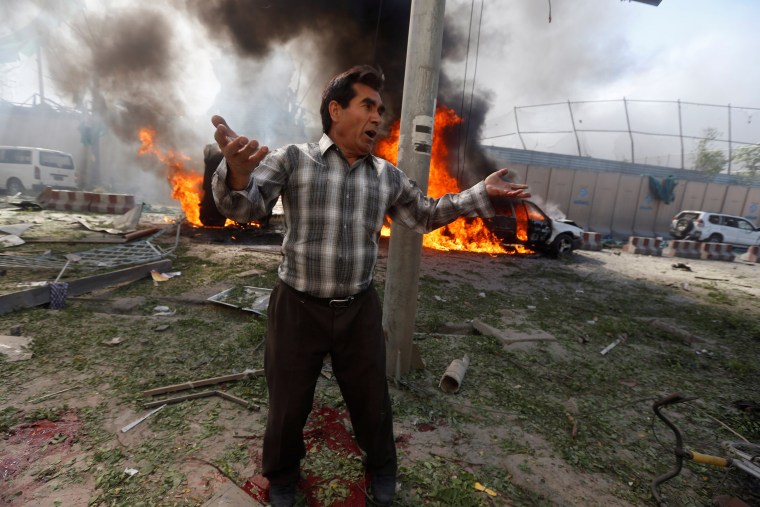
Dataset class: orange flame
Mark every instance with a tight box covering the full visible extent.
[137,127,203,225]
[375,106,512,254]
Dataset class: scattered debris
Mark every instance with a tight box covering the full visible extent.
[439,355,470,394]
[54,253,82,282]
[472,318,557,345]
[150,270,181,285]
[0,334,33,361]
[28,386,81,404]
[236,268,265,278]
[0,234,25,247]
[474,482,497,496]
[102,336,126,346]
[601,334,628,355]
[0,220,180,271]
[672,262,693,271]
[124,468,139,477]
[0,259,172,316]
[565,412,579,439]
[143,389,260,411]
[142,368,264,397]
[152,305,176,316]
[207,286,272,315]
[120,404,167,433]
[0,223,35,236]
[640,317,705,345]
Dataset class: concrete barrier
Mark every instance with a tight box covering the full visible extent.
[36,188,89,212]
[37,187,136,214]
[622,236,662,256]
[87,192,136,214]
[738,245,759,263]
[662,240,701,259]
[580,232,603,251]
[699,242,735,262]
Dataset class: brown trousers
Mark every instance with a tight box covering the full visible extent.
[262,280,397,485]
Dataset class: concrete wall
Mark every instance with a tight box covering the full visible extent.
[484,146,760,239]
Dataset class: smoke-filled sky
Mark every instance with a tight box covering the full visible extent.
[1,0,759,186]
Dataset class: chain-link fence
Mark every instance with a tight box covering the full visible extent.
[481,99,760,175]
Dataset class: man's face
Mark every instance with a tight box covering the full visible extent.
[329,82,385,162]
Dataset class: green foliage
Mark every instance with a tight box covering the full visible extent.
[694,128,727,176]
[732,142,760,183]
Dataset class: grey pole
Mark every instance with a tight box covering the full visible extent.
[383,0,446,378]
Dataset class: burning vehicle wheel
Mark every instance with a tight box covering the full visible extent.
[672,218,693,239]
[551,233,575,258]
[200,144,227,227]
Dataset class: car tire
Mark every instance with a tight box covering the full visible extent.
[551,233,575,258]
[6,178,25,196]
[672,218,693,239]
[706,233,722,243]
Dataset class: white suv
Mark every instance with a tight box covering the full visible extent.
[670,211,760,246]
[0,146,78,195]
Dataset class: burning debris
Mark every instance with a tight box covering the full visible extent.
[376,106,533,255]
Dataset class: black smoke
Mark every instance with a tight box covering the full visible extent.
[189,0,496,184]
[43,0,496,185]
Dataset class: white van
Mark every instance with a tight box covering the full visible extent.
[0,146,78,195]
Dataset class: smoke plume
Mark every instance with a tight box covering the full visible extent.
[40,0,501,195]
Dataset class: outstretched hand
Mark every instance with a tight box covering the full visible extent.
[211,115,269,190]
[484,168,531,199]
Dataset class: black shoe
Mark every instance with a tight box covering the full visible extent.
[269,482,296,507]
[370,474,396,506]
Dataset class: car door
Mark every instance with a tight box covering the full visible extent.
[719,216,739,244]
[38,150,77,189]
[733,218,760,246]
[520,201,552,244]
[487,198,518,244]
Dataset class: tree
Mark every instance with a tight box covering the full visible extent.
[693,128,727,176]
[732,142,760,183]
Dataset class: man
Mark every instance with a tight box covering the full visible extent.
[212,65,530,507]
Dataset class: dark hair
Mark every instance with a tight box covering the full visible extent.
[320,65,384,133]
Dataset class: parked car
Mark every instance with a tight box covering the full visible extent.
[670,210,760,246]
[482,198,584,257]
[0,146,78,195]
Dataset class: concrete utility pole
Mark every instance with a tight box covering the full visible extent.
[383,0,446,378]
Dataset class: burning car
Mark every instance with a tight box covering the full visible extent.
[483,198,584,257]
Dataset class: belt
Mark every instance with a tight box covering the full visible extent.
[284,282,371,309]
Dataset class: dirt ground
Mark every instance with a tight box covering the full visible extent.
[1,206,759,506]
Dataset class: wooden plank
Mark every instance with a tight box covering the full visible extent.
[0,259,172,315]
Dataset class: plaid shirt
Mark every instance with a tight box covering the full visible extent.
[213,133,495,298]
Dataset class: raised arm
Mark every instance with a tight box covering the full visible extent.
[211,115,270,190]
[484,168,531,200]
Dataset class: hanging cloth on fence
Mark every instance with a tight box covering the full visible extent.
[649,175,678,204]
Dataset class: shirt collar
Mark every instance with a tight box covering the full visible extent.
[318,132,374,164]
[318,133,335,156]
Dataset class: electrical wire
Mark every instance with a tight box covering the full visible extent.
[456,0,476,181]
[372,0,384,65]
[462,0,485,176]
